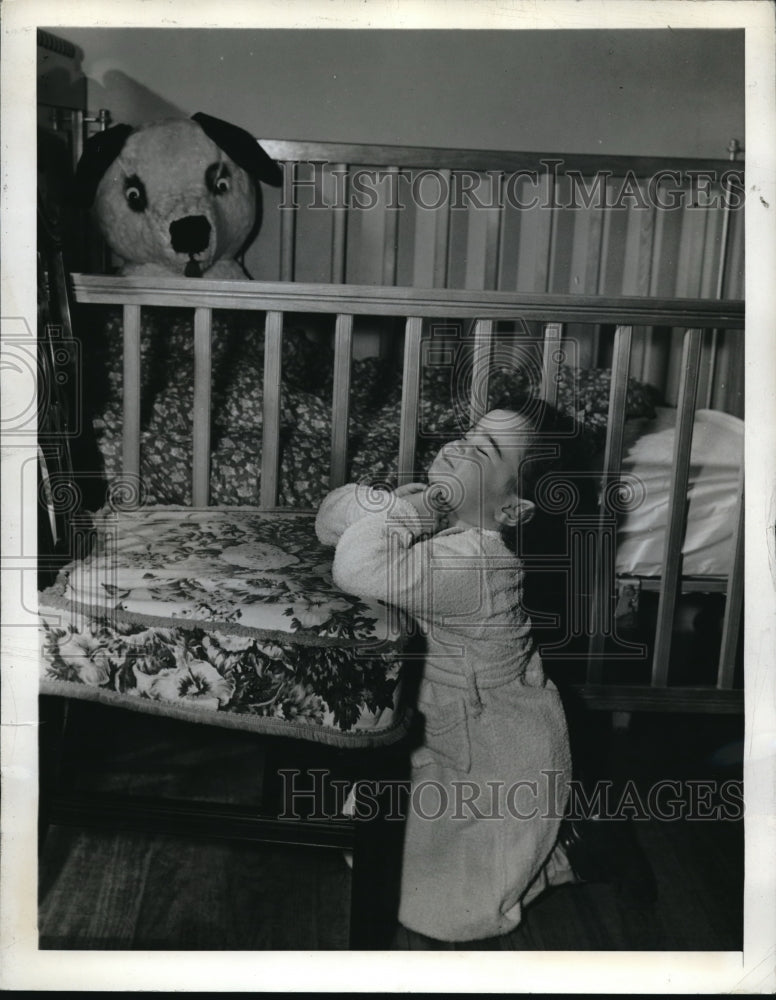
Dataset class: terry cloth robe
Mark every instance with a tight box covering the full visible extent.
[316,484,573,942]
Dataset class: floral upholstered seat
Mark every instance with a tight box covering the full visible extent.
[39,507,407,747]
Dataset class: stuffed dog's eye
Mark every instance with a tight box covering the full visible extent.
[206,163,231,196]
[124,175,147,212]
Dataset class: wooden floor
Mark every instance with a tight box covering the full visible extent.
[38,702,744,951]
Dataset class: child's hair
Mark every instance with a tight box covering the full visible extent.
[492,398,595,656]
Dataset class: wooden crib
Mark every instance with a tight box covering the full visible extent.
[48,123,745,713]
[37,123,745,949]
[66,271,745,712]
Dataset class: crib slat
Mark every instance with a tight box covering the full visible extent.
[705,334,721,413]
[536,173,556,292]
[717,471,744,688]
[651,328,703,687]
[540,323,563,406]
[567,199,604,294]
[597,182,618,294]
[621,195,655,296]
[484,175,504,289]
[704,174,736,407]
[627,191,656,383]
[330,314,353,488]
[382,166,400,285]
[513,172,554,293]
[330,163,348,284]
[587,326,633,678]
[122,304,141,482]
[586,206,605,294]
[280,162,297,281]
[675,204,708,298]
[601,326,634,478]
[260,311,284,507]
[726,194,745,300]
[463,173,503,290]
[398,317,423,484]
[433,172,452,288]
[470,320,493,425]
[192,308,212,506]
[411,169,451,288]
[583,205,606,363]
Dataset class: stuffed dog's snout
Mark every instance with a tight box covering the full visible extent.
[169,215,212,254]
[170,214,212,277]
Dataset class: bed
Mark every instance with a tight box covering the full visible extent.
[36,100,746,947]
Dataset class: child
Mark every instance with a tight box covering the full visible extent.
[315,406,577,942]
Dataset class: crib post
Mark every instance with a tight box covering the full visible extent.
[280,162,297,281]
[330,314,354,489]
[705,138,742,408]
[330,163,349,284]
[192,307,213,506]
[587,325,634,679]
[469,320,493,425]
[121,304,141,484]
[651,327,703,687]
[259,311,284,507]
[540,322,563,406]
[397,317,423,484]
[381,166,400,286]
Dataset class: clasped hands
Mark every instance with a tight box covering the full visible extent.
[392,482,452,539]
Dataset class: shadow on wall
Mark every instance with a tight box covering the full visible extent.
[83,69,186,126]
[39,43,184,125]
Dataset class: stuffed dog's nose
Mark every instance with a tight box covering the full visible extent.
[169,215,211,254]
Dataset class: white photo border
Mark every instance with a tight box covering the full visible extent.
[2,0,774,993]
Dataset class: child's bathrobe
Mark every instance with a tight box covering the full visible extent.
[316,485,573,942]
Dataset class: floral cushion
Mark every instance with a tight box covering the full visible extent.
[39,508,407,745]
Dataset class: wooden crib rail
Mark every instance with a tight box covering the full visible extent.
[259,139,742,178]
[72,275,745,327]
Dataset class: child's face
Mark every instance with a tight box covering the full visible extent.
[427,409,536,531]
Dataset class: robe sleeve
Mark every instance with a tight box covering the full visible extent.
[331,496,489,625]
[314,483,392,546]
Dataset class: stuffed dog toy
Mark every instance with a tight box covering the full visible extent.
[76,113,283,279]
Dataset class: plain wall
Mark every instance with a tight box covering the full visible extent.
[48,28,743,158]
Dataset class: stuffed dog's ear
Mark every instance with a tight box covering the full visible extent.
[191,112,283,188]
[75,123,135,207]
